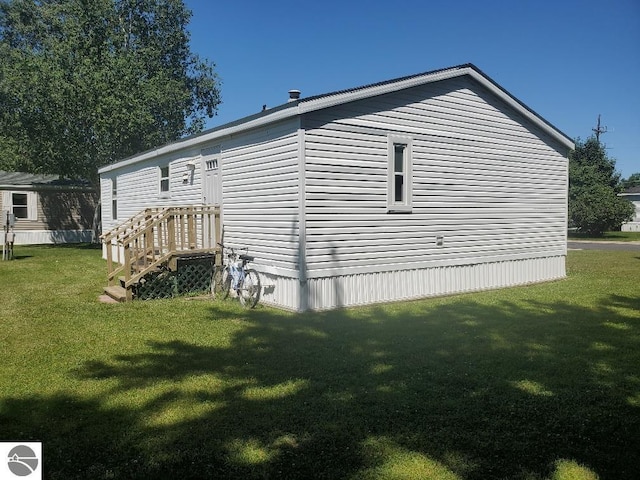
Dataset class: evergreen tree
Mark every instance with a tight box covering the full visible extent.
[568,137,634,235]
[622,173,640,190]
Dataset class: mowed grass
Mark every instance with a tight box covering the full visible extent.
[0,245,639,480]
[568,231,640,242]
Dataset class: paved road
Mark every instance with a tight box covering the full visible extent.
[568,241,640,251]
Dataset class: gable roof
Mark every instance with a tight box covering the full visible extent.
[99,63,574,174]
[0,170,93,190]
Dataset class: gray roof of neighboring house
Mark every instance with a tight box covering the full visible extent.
[0,170,93,189]
[623,186,640,194]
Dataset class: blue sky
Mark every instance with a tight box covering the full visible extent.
[184,0,639,178]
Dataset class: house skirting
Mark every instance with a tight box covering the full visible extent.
[258,255,566,312]
[4,230,94,245]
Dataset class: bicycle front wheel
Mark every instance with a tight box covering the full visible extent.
[211,266,232,299]
[238,269,261,308]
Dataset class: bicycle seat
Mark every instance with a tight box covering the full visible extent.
[239,254,254,262]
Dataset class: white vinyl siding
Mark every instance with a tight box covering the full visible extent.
[302,76,568,276]
[221,118,301,274]
[99,150,204,233]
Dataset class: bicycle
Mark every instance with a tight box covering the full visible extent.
[212,242,261,308]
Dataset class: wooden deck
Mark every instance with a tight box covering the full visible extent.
[101,205,221,301]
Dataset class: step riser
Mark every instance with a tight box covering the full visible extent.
[103,285,128,302]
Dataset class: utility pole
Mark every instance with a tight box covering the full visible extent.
[592,114,607,143]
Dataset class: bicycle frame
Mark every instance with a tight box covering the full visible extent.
[214,242,261,308]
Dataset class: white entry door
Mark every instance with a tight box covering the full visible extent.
[201,146,222,248]
[201,146,222,206]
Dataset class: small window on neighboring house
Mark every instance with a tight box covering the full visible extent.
[1,191,37,220]
[112,178,118,220]
[160,166,170,196]
[12,193,28,219]
[388,136,413,212]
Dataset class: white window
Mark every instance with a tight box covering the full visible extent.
[1,191,38,221]
[111,178,118,220]
[388,135,413,212]
[159,166,170,196]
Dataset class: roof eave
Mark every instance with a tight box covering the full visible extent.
[99,105,300,174]
[299,65,573,150]
[99,64,574,174]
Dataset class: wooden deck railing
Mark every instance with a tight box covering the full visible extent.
[103,206,221,300]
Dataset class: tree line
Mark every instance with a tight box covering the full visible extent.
[0,0,221,186]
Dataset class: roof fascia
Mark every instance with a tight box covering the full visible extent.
[465,69,574,150]
[99,65,574,175]
[298,66,467,114]
[299,65,574,150]
[98,106,299,174]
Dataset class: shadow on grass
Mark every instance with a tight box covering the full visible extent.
[2,295,639,479]
[8,254,33,260]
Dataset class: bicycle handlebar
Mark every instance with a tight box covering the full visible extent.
[217,242,251,260]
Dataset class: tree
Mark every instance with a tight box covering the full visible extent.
[0,0,221,185]
[622,173,640,190]
[568,137,634,235]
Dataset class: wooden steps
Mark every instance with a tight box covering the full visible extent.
[102,205,221,302]
[103,285,129,303]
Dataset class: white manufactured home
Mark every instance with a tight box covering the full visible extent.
[620,186,640,232]
[99,64,574,311]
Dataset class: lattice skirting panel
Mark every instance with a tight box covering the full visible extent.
[135,255,215,300]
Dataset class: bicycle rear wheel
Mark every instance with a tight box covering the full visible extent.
[238,269,261,308]
[211,266,232,299]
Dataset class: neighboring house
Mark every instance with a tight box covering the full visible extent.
[99,63,574,311]
[0,170,97,245]
[620,186,640,232]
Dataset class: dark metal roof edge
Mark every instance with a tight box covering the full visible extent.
[298,63,474,103]
[101,63,574,170]
[467,65,574,146]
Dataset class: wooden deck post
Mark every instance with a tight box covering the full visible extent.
[167,210,178,270]
[144,211,154,259]
[214,207,222,267]
[106,241,114,286]
[187,206,196,249]
[124,244,132,300]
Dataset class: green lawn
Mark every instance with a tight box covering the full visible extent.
[568,231,640,242]
[1,245,639,480]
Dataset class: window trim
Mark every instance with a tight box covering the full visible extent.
[387,135,413,212]
[159,165,170,197]
[111,177,118,221]
[2,191,37,221]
